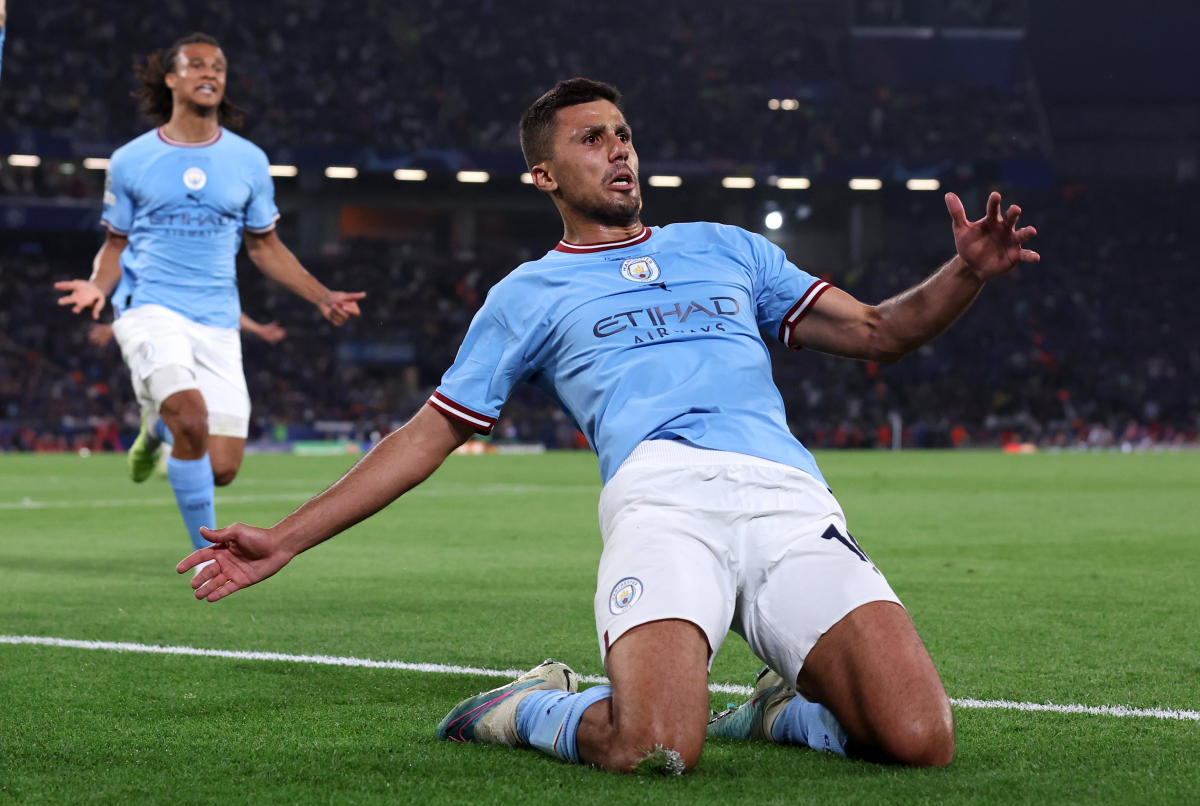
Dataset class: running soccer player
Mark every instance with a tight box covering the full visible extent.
[176,78,1039,773]
[55,33,363,559]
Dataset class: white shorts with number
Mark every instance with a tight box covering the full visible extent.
[112,304,250,439]
[595,439,902,685]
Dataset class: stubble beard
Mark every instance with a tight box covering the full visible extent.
[568,188,642,228]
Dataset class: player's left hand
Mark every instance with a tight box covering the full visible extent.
[54,279,107,319]
[319,291,366,326]
[945,191,1039,282]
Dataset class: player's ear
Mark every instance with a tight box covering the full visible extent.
[531,163,557,193]
[165,71,179,90]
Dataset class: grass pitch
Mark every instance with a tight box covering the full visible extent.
[1,448,1197,804]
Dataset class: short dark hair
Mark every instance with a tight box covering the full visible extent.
[519,78,623,169]
[131,33,245,128]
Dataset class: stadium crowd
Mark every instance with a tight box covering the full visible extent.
[1,182,1194,454]
[2,0,1042,176]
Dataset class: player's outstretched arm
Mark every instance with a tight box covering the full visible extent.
[791,190,1039,362]
[177,405,476,602]
[54,231,128,319]
[244,230,365,325]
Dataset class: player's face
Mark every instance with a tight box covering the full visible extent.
[538,100,641,227]
[165,43,227,111]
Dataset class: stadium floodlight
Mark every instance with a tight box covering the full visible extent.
[520,172,534,184]
[906,178,941,191]
[849,177,883,190]
[269,164,299,177]
[324,166,358,179]
[82,158,110,170]
[764,211,784,230]
[775,176,811,190]
[780,99,800,111]
[647,175,682,187]
[721,177,756,189]
[394,168,428,181]
[768,98,781,110]
[456,170,490,183]
[7,154,41,167]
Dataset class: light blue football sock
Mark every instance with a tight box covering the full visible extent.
[166,454,215,551]
[152,416,174,446]
[516,684,612,763]
[770,696,848,756]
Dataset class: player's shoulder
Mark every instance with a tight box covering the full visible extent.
[110,129,164,164]
[216,129,270,164]
[657,221,767,252]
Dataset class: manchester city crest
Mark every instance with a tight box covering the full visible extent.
[183,167,207,190]
[620,256,661,283]
[608,577,644,615]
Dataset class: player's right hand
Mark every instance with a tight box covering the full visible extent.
[54,279,106,320]
[178,522,292,602]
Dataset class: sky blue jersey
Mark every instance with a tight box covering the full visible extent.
[432,222,833,484]
[101,127,279,328]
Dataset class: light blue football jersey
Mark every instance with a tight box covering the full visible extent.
[101,127,279,328]
[432,222,833,484]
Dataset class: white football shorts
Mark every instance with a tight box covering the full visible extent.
[594,439,902,685]
[112,304,250,438]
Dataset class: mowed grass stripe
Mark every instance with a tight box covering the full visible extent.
[4,634,1197,722]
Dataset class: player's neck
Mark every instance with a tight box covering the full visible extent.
[161,107,221,144]
[559,219,645,248]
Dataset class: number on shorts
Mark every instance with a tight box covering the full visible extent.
[820,524,869,563]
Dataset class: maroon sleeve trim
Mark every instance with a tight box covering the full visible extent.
[777,281,832,349]
[427,392,496,435]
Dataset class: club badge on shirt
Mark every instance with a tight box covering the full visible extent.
[182,167,207,190]
[620,256,661,283]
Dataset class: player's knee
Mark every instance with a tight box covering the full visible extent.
[211,464,239,486]
[881,708,956,767]
[613,720,705,774]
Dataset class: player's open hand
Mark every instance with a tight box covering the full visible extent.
[319,291,366,326]
[177,522,293,602]
[945,191,1039,282]
[54,279,107,320]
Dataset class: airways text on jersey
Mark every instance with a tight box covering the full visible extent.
[592,295,741,341]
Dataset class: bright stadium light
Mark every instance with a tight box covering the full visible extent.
[775,176,811,190]
[764,211,784,230]
[780,99,800,111]
[721,177,756,189]
[520,172,534,184]
[906,178,941,191]
[393,168,428,181]
[324,166,358,179]
[269,164,298,177]
[768,98,781,110]
[7,154,41,167]
[456,170,490,183]
[82,158,110,170]
[647,175,682,187]
[849,177,883,190]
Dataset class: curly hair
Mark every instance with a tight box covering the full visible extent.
[131,33,245,128]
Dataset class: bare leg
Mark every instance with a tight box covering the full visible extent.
[208,435,245,486]
[795,601,955,767]
[576,619,711,773]
[159,389,208,460]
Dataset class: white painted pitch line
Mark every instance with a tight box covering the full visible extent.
[2,635,1196,722]
[0,484,599,512]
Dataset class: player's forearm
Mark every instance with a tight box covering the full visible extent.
[248,238,330,306]
[89,242,125,297]
[269,409,468,557]
[871,255,985,361]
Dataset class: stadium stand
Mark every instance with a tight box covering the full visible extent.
[1,1,1195,453]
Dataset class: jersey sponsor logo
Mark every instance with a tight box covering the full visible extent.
[608,577,643,615]
[592,296,741,338]
[182,167,207,190]
[619,256,661,283]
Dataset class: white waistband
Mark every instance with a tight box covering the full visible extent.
[620,439,792,471]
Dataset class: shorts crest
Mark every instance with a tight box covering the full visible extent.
[608,576,644,614]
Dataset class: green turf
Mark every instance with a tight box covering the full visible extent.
[1,449,1197,804]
